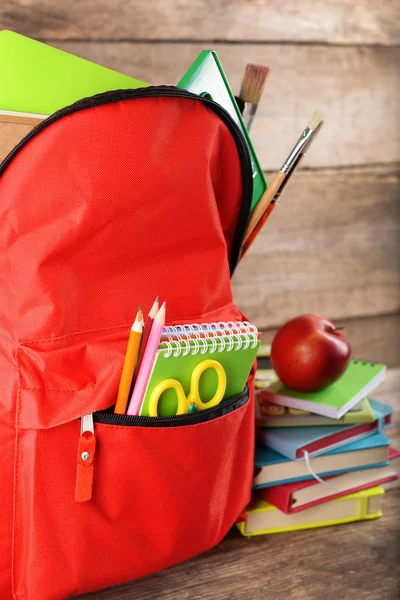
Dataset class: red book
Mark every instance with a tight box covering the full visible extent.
[259,447,400,514]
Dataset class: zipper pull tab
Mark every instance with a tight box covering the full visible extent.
[75,413,96,502]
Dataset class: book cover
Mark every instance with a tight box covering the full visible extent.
[253,433,391,488]
[256,399,392,460]
[236,486,384,536]
[260,447,400,513]
[177,50,267,213]
[259,359,386,419]
[255,396,376,428]
[0,30,149,115]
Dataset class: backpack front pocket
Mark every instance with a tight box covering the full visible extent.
[13,329,255,600]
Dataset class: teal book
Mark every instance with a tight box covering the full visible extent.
[253,433,392,488]
[259,360,386,419]
[139,333,260,416]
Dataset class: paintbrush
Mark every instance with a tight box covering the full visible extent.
[239,64,270,132]
[241,109,324,258]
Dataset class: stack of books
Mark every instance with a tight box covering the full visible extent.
[237,348,399,536]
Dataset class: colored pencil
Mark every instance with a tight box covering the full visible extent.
[114,308,143,415]
[241,110,324,258]
[132,296,159,387]
[239,64,270,132]
[127,302,166,416]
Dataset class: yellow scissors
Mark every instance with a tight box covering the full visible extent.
[148,359,227,417]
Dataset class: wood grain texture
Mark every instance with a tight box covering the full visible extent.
[260,313,400,368]
[232,165,400,329]
[2,1,400,45]
[42,41,400,170]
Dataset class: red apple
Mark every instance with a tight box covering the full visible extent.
[270,314,351,392]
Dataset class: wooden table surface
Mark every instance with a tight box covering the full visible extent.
[77,371,400,600]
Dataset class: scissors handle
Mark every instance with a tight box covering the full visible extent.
[187,359,226,410]
[148,359,226,417]
[149,379,187,417]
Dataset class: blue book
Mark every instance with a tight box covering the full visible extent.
[253,433,391,489]
[256,398,393,460]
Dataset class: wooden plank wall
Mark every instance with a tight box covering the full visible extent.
[2,1,399,365]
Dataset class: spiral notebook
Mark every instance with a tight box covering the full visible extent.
[139,321,260,416]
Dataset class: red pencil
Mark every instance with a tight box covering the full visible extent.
[132,296,159,387]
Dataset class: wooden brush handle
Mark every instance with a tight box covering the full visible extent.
[241,201,275,259]
[244,171,286,243]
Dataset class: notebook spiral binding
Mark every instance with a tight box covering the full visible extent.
[160,321,258,358]
[161,321,257,337]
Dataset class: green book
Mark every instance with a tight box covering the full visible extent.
[139,335,260,417]
[177,50,267,213]
[0,30,149,115]
[261,360,386,420]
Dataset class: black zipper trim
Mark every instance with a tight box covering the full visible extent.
[93,385,249,427]
[0,85,252,274]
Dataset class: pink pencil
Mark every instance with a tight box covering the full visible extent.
[127,302,166,416]
[132,295,159,388]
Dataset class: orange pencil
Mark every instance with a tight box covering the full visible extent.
[114,308,143,415]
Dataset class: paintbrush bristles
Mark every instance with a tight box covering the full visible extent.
[239,64,270,104]
[307,109,324,131]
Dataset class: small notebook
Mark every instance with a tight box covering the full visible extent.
[260,360,386,419]
[139,321,260,416]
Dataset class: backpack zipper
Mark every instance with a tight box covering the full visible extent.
[0,85,253,273]
[92,384,249,427]
[75,413,96,502]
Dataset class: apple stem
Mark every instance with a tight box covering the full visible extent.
[326,326,345,333]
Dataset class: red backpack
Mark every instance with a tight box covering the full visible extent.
[0,87,255,600]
